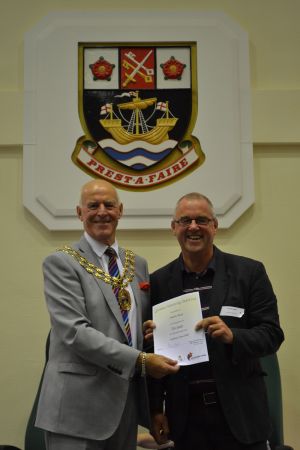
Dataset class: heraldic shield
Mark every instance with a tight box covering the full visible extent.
[72,42,205,190]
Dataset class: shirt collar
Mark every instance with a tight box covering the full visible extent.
[179,251,216,276]
[84,231,119,258]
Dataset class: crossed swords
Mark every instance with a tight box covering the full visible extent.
[122,50,154,87]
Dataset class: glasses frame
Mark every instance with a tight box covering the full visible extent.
[173,216,215,227]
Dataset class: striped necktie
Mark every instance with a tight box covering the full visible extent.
[105,247,132,346]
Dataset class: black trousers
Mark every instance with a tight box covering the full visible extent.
[174,388,268,450]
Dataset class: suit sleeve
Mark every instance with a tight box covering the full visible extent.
[146,271,168,414]
[231,260,284,362]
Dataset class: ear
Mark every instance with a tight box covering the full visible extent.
[213,217,218,234]
[171,219,176,235]
[76,206,83,221]
[118,203,123,219]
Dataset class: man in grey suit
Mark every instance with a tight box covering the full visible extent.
[35,179,179,450]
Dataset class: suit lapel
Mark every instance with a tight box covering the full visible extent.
[209,248,230,316]
[75,236,128,339]
[167,258,184,299]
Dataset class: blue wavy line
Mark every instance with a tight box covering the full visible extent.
[103,147,172,161]
[130,163,148,170]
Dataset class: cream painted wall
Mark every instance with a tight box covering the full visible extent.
[0,0,299,449]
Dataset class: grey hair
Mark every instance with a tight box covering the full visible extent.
[174,192,216,218]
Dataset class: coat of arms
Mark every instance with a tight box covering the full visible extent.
[72,42,205,190]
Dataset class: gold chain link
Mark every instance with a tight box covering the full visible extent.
[57,246,135,290]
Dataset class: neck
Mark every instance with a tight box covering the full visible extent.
[182,249,213,273]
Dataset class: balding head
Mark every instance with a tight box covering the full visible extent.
[77,179,123,245]
[79,179,120,207]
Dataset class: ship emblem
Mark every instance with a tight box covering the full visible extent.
[99,91,178,170]
[73,43,205,190]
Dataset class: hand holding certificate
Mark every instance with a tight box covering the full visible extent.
[153,292,209,365]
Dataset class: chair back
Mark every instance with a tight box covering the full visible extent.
[24,331,51,450]
[260,353,284,448]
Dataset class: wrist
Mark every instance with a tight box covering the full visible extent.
[136,352,147,377]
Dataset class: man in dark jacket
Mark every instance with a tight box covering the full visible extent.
[146,192,284,450]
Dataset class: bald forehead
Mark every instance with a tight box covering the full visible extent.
[79,180,119,205]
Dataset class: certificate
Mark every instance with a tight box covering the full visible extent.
[153,292,209,365]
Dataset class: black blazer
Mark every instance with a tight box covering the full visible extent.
[149,247,284,445]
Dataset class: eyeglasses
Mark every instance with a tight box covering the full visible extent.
[173,216,214,227]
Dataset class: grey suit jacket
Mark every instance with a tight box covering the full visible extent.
[35,236,150,440]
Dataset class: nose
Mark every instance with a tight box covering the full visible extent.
[188,219,200,228]
[95,203,107,214]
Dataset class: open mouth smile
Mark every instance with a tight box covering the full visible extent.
[187,235,203,240]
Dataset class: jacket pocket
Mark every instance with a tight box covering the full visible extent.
[58,362,98,375]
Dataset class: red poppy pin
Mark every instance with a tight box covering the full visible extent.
[139,281,150,291]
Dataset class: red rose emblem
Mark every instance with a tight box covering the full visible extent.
[139,281,150,291]
[160,56,186,80]
[89,57,115,81]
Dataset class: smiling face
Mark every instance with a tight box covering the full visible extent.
[171,196,218,263]
[76,180,123,245]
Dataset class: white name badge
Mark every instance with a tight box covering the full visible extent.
[220,306,244,318]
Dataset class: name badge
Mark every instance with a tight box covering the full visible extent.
[220,306,244,318]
